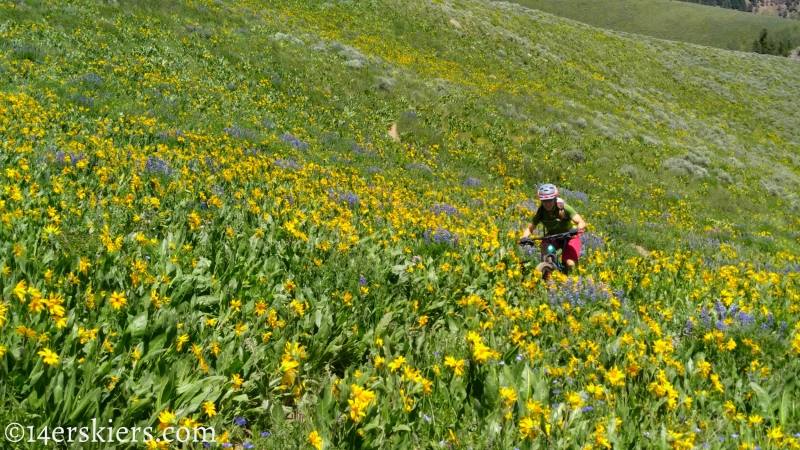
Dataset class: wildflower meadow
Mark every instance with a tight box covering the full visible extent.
[1,0,800,448]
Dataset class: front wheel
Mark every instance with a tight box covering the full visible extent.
[536,262,556,281]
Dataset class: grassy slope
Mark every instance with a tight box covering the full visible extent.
[1,0,800,447]
[502,0,800,50]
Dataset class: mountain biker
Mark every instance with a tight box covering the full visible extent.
[520,183,587,275]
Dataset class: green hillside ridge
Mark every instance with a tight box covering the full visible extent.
[502,0,800,51]
[2,0,800,448]
[679,0,800,21]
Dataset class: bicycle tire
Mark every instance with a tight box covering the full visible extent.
[536,262,556,281]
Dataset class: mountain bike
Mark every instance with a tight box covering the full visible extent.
[518,229,583,281]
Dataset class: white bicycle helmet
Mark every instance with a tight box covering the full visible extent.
[537,183,558,201]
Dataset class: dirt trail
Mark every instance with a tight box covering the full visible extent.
[632,244,650,258]
[388,123,401,142]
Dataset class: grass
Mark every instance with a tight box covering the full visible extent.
[1,0,800,448]
[502,0,800,51]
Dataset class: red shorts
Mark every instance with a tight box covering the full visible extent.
[540,235,581,264]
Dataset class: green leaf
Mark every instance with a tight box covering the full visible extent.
[375,311,394,337]
[69,388,102,422]
[749,382,773,418]
[127,310,148,340]
[779,390,790,426]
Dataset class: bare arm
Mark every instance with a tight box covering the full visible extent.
[572,214,587,230]
[521,223,535,238]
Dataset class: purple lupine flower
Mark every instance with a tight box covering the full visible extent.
[145,156,174,177]
[273,157,302,170]
[520,200,538,212]
[685,319,694,335]
[560,188,588,202]
[737,312,755,327]
[72,93,95,107]
[320,132,339,144]
[429,204,459,216]
[581,233,606,253]
[350,142,368,155]
[406,163,431,172]
[714,301,726,319]
[328,188,360,208]
[366,166,383,173]
[224,126,257,140]
[359,275,367,287]
[235,417,247,426]
[279,133,308,150]
[699,308,711,327]
[204,156,221,172]
[424,227,458,246]
[462,177,481,187]
[78,73,102,85]
[581,406,594,412]
[766,312,774,328]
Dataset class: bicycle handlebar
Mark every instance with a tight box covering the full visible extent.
[517,229,583,246]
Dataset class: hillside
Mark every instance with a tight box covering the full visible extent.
[2,0,800,448]
[680,0,800,20]
[505,0,800,50]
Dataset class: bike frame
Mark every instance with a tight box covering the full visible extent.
[517,229,582,279]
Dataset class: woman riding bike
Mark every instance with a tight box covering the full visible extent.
[520,183,587,275]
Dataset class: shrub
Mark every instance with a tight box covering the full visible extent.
[528,124,550,135]
[595,156,611,166]
[759,179,782,196]
[716,170,734,184]
[376,77,395,91]
[663,157,709,178]
[272,33,302,44]
[498,101,519,118]
[642,135,663,147]
[726,156,745,169]
[618,164,639,178]
[185,25,213,39]
[686,150,712,168]
[344,59,364,69]
[550,122,569,134]
[562,148,586,162]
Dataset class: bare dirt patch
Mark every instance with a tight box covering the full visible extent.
[632,244,651,258]
[388,122,401,142]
